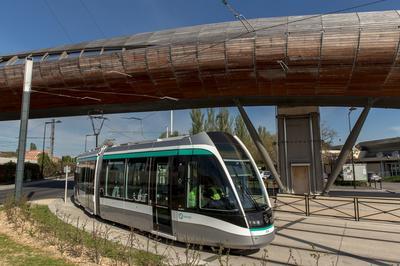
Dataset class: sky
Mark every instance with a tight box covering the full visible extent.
[0,0,400,157]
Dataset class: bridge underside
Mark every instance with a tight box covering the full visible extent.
[1,10,400,120]
[0,95,398,121]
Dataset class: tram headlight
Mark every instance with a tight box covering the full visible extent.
[248,218,263,226]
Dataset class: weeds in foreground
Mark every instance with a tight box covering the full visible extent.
[2,197,162,265]
[0,196,338,266]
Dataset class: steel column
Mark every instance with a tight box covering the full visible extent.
[322,103,373,194]
[15,58,33,201]
[236,102,286,192]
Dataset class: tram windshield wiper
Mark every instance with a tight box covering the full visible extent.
[230,166,261,211]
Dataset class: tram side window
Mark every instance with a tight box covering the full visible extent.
[155,158,170,207]
[85,161,96,194]
[99,161,108,197]
[194,156,238,211]
[186,160,198,209]
[126,158,148,203]
[106,160,126,198]
[79,164,86,191]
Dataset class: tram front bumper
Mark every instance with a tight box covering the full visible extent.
[250,224,276,248]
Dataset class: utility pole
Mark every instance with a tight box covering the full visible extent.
[88,110,107,148]
[15,58,33,201]
[170,110,173,135]
[50,118,55,158]
[40,119,61,178]
[348,107,357,189]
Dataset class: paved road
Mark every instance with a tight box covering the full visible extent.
[0,178,74,204]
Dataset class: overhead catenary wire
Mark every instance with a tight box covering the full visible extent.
[22,0,388,101]
[148,0,389,71]
[78,0,107,38]
[31,89,102,102]
[32,86,179,101]
[43,0,73,43]
[221,0,255,33]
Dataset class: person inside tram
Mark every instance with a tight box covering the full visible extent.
[202,181,233,210]
[188,186,198,208]
[111,179,120,198]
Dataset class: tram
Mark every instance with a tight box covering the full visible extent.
[74,132,275,249]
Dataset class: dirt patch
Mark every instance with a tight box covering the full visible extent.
[0,206,115,266]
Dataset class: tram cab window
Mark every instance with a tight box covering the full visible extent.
[188,156,238,211]
[105,160,126,198]
[126,158,148,203]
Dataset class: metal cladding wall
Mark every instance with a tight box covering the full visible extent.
[1,10,400,120]
[277,107,323,194]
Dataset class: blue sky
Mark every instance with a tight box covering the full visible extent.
[0,0,400,157]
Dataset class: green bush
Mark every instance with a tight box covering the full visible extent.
[383,176,400,182]
[0,162,41,184]
[334,180,369,187]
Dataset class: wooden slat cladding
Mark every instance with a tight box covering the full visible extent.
[39,60,65,88]
[59,58,84,87]
[79,55,105,87]
[1,10,400,118]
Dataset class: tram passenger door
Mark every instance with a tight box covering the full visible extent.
[151,157,173,235]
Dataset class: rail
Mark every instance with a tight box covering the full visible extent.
[271,194,400,223]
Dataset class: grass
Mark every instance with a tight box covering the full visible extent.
[29,205,163,265]
[0,233,72,266]
[383,176,400,182]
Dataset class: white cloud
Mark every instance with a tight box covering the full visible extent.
[390,126,400,134]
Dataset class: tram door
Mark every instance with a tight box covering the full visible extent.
[151,157,172,235]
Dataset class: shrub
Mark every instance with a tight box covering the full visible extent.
[0,162,41,184]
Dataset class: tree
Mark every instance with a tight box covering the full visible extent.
[320,121,338,150]
[159,130,179,139]
[320,121,338,167]
[204,108,217,131]
[37,153,57,177]
[102,139,115,147]
[61,155,75,164]
[30,142,37,151]
[216,108,232,133]
[234,115,250,144]
[190,109,204,134]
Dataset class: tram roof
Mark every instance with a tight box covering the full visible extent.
[77,132,216,158]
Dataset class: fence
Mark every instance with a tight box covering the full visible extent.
[272,194,400,223]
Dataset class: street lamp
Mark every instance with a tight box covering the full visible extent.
[41,119,61,179]
[348,107,357,189]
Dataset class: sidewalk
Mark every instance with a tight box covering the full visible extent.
[34,197,400,265]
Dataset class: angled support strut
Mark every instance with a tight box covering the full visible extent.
[323,101,374,194]
[235,101,287,192]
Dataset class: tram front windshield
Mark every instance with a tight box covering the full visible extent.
[225,159,267,211]
[207,132,268,212]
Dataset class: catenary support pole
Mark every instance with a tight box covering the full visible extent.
[15,58,33,201]
[236,101,286,192]
[323,102,373,194]
[50,118,55,158]
[41,123,47,179]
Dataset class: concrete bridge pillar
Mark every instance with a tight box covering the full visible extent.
[277,106,323,194]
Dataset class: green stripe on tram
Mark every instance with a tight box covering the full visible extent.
[249,224,274,232]
[103,148,212,160]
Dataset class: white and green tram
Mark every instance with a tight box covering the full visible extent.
[75,132,275,249]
